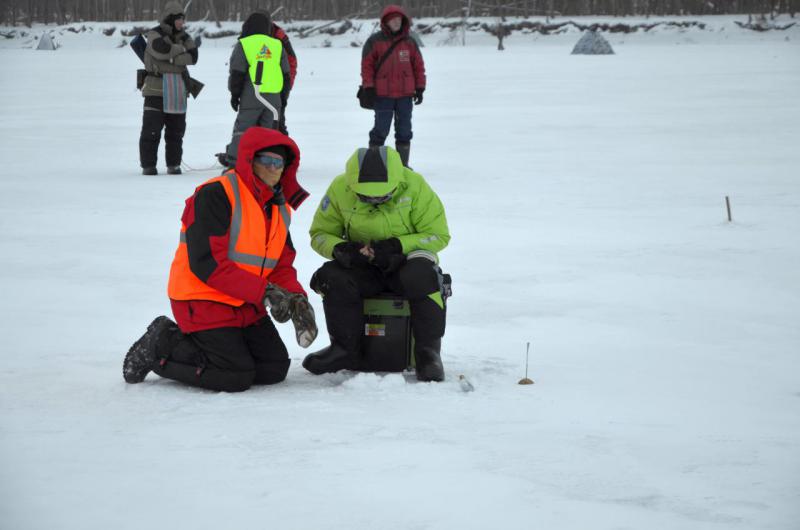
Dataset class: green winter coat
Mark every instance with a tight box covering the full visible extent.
[309,148,450,261]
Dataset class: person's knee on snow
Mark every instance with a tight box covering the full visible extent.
[254,358,290,384]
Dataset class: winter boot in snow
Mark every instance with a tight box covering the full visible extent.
[415,339,444,382]
[396,142,410,167]
[302,342,358,375]
[142,167,157,176]
[167,165,182,175]
[123,316,175,383]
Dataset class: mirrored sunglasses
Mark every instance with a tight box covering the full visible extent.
[356,191,394,205]
[254,154,285,169]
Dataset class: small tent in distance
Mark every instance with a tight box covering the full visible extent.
[571,31,614,55]
[36,32,56,50]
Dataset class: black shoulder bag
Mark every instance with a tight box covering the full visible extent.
[357,37,407,109]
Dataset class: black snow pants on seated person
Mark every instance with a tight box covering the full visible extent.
[310,256,446,358]
[151,317,290,392]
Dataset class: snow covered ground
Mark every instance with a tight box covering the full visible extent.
[0,16,799,530]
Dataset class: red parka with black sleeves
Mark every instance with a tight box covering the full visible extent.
[361,5,426,98]
[169,127,309,333]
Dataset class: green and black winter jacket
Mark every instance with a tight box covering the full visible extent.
[309,148,450,262]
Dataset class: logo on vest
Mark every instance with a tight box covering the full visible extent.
[257,44,272,60]
[399,49,410,62]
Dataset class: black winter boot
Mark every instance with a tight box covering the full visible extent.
[167,165,182,175]
[415,339,444,382]
[123,316,175,383]
[142,167,157,175]
[302,342,358,375]
[396,142,410,167]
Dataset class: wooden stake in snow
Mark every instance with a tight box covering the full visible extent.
[518,342,534,385]
[726,196,732,222]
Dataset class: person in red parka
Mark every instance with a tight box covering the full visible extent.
[122,127,318,392]
[360,5,426,167]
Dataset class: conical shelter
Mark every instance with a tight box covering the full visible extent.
[36,32,56,50]
[571,30,614,55]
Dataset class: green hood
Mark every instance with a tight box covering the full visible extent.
[344,146,405,197]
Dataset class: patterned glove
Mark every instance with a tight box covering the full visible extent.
[263,283,293,323]
[290,296,318,348]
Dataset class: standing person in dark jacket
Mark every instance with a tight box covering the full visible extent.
[123,127,317,392]
[360,5,426,167]
[218,11,291,168]
[139,1,198,175]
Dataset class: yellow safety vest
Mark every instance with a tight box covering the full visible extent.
[240,34,284,94]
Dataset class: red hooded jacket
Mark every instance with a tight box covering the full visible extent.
[361,5,426,98]
[170,127,309,333]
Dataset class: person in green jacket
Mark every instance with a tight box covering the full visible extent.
[303,146,450,381]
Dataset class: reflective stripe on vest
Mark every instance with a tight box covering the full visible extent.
[240,34,284,94]
[168,170,291,306]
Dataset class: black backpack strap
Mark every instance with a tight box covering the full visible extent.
[372,37,408,81]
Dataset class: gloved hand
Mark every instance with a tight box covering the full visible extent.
[230,95,240,112]
[360,86,376,108]
[370,238,405,273]
[332,241,368,269]
[263,283,293,323]
[289,296,318,348]
[414,88,424,105]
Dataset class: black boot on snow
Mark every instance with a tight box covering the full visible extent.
[395,142,410,167]
[167,165,182,175]
[142,167,157,176]
[302,343,358,375]
[123,316,174,383]
[415,339,444,382]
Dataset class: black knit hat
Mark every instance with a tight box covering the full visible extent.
[256,145,287,158]
[241,10,272,38]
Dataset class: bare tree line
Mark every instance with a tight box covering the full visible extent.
[1,0,796,26]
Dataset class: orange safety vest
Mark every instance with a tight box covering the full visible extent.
[167,170,291,306]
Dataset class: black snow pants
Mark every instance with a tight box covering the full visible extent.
[310,257,446,355]
[139,96,187,169]
[152,317,290,392]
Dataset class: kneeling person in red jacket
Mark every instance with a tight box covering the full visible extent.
[123,127,317,392]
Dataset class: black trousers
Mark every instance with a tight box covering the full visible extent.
[310,257,446,354]
[152,317,290,392]
[139,96,187,169]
